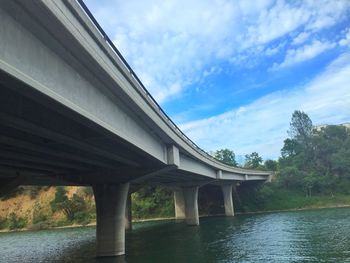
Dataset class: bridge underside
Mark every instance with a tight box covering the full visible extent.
[0,73,167,187]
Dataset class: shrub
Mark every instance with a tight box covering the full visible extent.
[7,213,27,230]
[74,211,91,226]
[51,187,88,222]
[0,217,8,230]
[132,186,174,219]
[80,186,94,197]
[50,186,68,212]
[32,203,48,224]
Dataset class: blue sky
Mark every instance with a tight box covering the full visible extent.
[84,0,350,161]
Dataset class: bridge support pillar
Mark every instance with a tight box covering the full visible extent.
[125,192,132,231]
[93,183,129,257]
[174,189,186,222]
[183,186,199,226]
[221,184,234,216]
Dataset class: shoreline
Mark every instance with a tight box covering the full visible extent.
[1,204,350,234]
[235,204,350,215]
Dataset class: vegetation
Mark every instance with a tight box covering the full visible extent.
[132,186,174,219]
[214,148,238,166]
[50,186,94,225]
[244,152,263,169]
[7,213,27,230]
[278,110,350,196]
[234,110,350,212]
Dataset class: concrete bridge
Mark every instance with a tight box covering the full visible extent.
[0,0,272,257]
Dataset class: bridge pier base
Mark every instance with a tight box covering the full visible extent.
[183,186,199,226]
[125,193,132,231]
[93,183,129,257]
[174,189,186,222]
[221,184,234,216]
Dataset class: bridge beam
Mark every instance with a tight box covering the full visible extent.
[221,184,234,217]
[93,183,129,257]
[183,186,199,226]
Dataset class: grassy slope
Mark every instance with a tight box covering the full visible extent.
[262,192,350,211]
[0,187,95,231]
[237,184,350,213]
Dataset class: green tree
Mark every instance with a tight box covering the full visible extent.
[50,187,87,221]
[281,138,301,158]
[244,152,263,169]
[288,110,313,144]
[264,159,278,171]
[303,172,318,197]
[7,213,27,230]
[214,148,237,166]
[132,186,174,219]
[51,186,68,207]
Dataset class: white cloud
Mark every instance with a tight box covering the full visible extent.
[272,40,336,70]
[244,1,310,46]
[292,32,310,45]
[179,53,350,159]
[305,0,350,32]
[86,0,350,103]
[264,42,286,56]
[105,0,241,103]
[339,28,350,46]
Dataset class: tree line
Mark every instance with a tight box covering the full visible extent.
[214,110,350,197]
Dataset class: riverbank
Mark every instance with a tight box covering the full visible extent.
[2,202,350,234]
[236,185,350,213]
[0,217,177,233]
[236,204,350,215]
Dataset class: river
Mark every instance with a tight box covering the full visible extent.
[1,207,350,263]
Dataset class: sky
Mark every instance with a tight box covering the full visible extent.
[84,0,350,162]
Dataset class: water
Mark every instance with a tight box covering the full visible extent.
[1,208,350,263]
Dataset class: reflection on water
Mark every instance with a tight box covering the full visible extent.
[1,208,350,262]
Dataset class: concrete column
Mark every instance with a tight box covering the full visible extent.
[125,193,132,231]
[174,189,185,222]
[93,183,129,257]
[221,184,234,216]
[183,186,199,226]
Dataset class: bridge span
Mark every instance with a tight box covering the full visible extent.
[0,0,272,257]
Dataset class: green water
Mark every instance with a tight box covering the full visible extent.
[1,208,350,263]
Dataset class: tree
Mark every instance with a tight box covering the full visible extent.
[303,172,318,197]
[288,110,313,144]
[283,110,315,171]
[214,148,237,166]
[50,187,87,221]
[244,152,263,169]
[51,186,68,210]
[264,159,278,171]
[281,138,301,158]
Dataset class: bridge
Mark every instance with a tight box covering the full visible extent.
[0,0,272,257]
